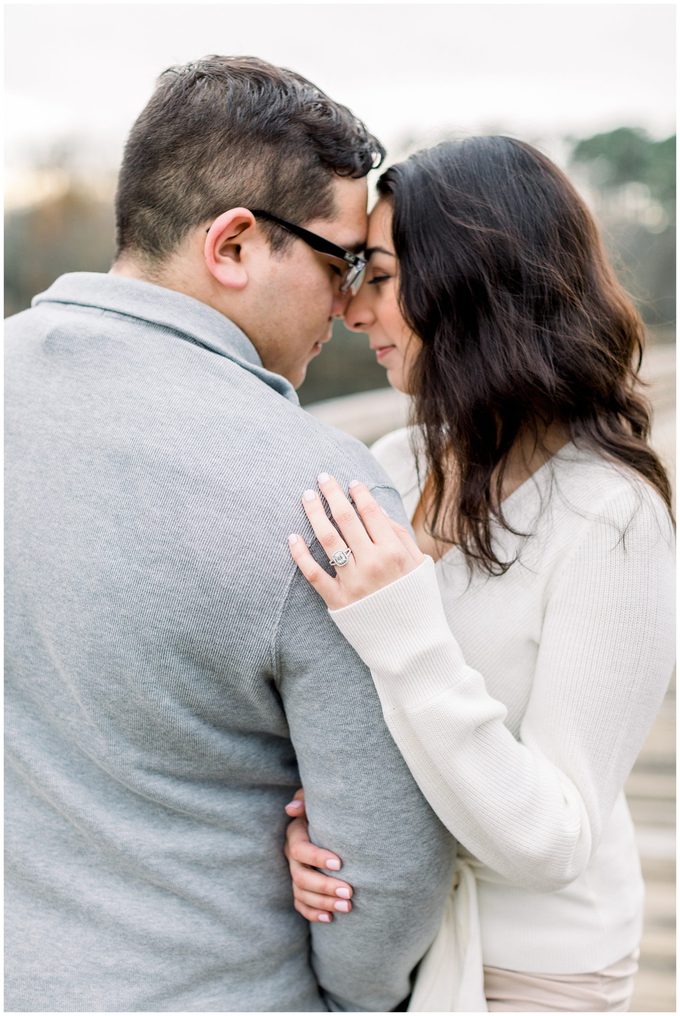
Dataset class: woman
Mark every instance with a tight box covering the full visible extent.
[284,137,675,1012]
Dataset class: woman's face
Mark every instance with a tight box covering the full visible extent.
[344,199,422,394]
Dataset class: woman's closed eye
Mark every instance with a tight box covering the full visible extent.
[367,273,391,286]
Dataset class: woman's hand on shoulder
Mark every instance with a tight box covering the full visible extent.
[287,474,425,610]
[284,789,354,923]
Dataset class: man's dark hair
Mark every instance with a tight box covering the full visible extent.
[114,55,385,264]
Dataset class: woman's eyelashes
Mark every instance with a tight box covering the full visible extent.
[367,273,391,286]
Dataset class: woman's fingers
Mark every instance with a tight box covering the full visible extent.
[289,858,352,901]
[300,488,353,566]
[315,473,373,553]
[287,533,341,609]
[284,813,350,923]
[284,816,343,872]
[289,855,352,919]
[294,899,334,924]
[348,480,403,545]
[385,514,426,564]
[293,884,353,915]
[284,787,306,818]
[290,477,424,609]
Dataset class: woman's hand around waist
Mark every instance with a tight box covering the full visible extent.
[287,474,424,610]
[284,789,354,923]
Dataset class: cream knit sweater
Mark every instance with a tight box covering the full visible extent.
[330,428,675,973]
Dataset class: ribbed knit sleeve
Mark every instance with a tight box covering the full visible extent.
[329,482,674,892]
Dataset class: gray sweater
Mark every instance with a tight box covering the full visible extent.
[5,273,455,1012]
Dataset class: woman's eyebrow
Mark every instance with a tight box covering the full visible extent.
[363,245,396,259]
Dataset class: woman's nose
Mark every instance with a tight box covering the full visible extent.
[343,287,373,332]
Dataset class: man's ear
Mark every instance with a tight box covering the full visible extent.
[203,208,257,290]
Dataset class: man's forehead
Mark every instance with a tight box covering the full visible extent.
[326,174,369,249]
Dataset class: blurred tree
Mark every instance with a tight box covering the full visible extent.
[4,178,115,318]
[569,128,675,328]
[571,127,674,203]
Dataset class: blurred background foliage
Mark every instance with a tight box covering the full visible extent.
[5,126,674,406]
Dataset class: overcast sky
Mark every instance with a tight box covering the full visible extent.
[4,2,676,172]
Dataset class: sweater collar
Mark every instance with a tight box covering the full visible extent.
[32,272,300,405]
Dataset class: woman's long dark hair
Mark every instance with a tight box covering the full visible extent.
[377,136,673,574]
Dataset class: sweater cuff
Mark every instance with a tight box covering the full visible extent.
[329,557,468,708]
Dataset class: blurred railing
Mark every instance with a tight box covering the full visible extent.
[307,386,409,446]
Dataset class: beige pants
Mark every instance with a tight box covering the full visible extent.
[407,862,639,1013]
[484,950,640,1012]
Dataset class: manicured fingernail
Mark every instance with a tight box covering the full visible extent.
[326,858,341,870]
[348,479,361,489]
[286,799,303,809]
[318,913,332,923]
[335,887,352,899]
[317,472,330,483]
[334,900,351,913]
[303,489,316,502]
[288,534,299,545]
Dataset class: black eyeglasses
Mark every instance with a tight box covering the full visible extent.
[250,210,366,294]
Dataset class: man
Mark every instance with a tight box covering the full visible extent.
[5,56,455,1011]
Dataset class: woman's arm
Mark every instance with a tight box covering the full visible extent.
[289,473,674,891]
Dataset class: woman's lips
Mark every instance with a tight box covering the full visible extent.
[375,345,397,361]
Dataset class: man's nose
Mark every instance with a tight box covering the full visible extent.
[331,287,353,319]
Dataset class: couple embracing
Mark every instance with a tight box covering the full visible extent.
[5,55,674,1013]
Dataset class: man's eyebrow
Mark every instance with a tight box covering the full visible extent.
[363,245,396,259]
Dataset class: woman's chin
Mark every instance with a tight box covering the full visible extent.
[385,365,410,395]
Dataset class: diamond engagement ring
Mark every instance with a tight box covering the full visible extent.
[328,548,353,568]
